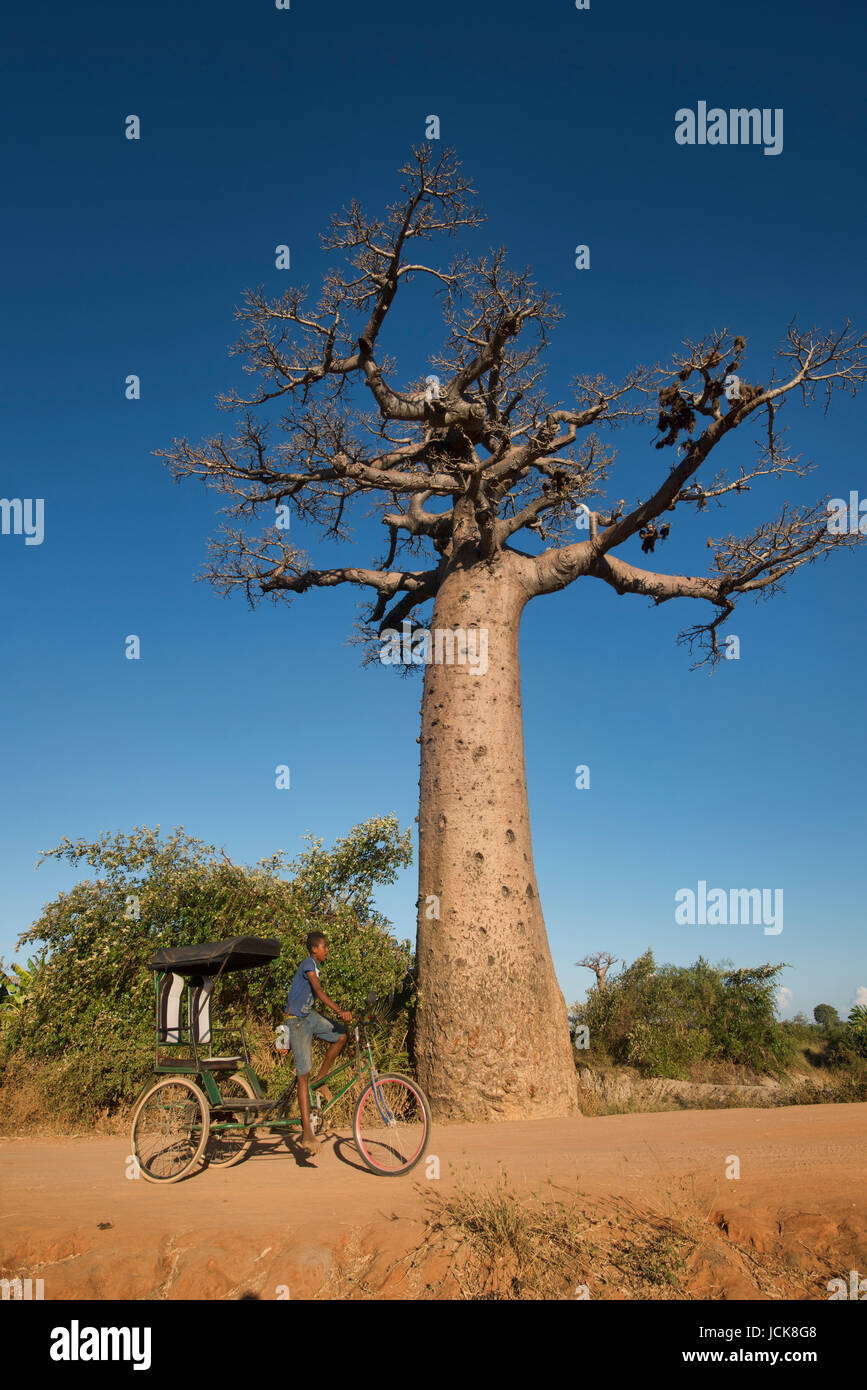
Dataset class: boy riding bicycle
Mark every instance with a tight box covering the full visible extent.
[278,932,351,1152]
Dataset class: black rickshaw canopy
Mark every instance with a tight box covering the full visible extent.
[148,936,281,977]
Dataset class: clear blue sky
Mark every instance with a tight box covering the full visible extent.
[2,0,865,1021]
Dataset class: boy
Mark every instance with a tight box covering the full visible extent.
[279,932,351,1151]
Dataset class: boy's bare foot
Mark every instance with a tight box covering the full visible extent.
[299,1131,319,1151]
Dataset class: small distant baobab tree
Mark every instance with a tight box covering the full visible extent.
[158,145,864,1121]
[576,953,623,992]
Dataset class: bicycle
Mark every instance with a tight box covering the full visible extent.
[129,936,431,1183]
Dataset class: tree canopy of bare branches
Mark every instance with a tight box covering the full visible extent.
[157,144,866,666]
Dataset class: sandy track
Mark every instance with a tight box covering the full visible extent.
[2,1104,865,1299]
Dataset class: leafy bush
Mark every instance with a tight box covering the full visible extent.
[572,951,796,1079]
[779,1014,821,1046]
[825,1004,867,1066]
[0,816,414,1127]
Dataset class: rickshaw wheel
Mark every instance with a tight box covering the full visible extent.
[205,1072,257,1169]
[130,1077,211,1184]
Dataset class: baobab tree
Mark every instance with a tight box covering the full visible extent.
[576,953,623,992]
[158,144,864,1121]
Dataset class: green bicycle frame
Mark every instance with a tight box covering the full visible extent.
[206,1020,384,1135]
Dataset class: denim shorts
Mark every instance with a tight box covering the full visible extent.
[285,1011,345,1076]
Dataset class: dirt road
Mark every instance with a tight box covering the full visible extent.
[2,1104,865,1299]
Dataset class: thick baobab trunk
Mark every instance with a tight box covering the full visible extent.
[414,554,580,1121]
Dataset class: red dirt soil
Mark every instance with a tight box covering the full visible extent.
[1,1104,865,1299]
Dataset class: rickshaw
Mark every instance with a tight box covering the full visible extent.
[129,936,431,1183]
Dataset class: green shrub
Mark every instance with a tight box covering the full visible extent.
[844,1004,867,1057]
[573,951,796,1078]
[779,1016,822,1046]
[825,1006,867,1066]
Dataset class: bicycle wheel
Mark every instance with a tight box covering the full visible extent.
[130,1077,210,1184]
[353,1073,431,1176]
[205,1072,257,1169]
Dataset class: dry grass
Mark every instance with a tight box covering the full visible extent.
[0,1070,126,1136]
[413,1170,839,1301]
[574,1055,866,1118]
[421,1171,700,1299]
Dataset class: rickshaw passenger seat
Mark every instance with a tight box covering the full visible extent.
[157,972,242,1067]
